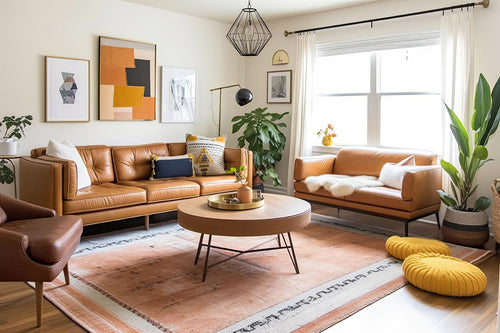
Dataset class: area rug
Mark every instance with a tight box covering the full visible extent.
[37,217,493,333]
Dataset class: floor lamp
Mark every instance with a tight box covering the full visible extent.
[210,84,253,136]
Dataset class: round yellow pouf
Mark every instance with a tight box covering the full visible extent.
[403,253,487,297]
[385,235,451,260]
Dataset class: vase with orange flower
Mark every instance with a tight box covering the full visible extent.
[317,124,337,146]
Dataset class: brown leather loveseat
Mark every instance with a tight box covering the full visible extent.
[293,146,442,236]
[19,142,252,228]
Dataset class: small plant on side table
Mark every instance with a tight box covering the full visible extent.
[0,115,33,184]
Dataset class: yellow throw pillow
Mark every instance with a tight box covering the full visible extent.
[186,134,226,176]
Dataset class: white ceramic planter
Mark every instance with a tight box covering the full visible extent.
[0,139,19,155]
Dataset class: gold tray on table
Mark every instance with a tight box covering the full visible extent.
[207,191,264,210]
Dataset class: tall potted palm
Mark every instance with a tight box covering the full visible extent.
[438,74,500,247]
[231,107,288,187]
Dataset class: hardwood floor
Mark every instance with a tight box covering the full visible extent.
[0,204,497,332]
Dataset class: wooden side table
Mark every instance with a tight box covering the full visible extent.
[0,155,23,198]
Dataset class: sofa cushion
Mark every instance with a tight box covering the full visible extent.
[295,181,413,211]
[2,215,82,264]
[186,134,226,176]
[118,179,200,203]
[64,183,147,214]
[333,147,437,177]
[78,146,115,184]
[112,143,169,181]
[190,175,242,195]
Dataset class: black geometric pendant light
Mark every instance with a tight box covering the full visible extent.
[226,1,272,56]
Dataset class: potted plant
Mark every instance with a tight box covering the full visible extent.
[231,107,289,187]
[438,74,500,247]
[0,115,32,185]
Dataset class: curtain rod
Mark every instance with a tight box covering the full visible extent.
[284,0,489,37]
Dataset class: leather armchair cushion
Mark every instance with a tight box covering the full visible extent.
[64,183,147,214]
[118,179,200,203]
[2,215,82,264]
[190,175,242,195]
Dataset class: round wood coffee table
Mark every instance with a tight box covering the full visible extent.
[177,193,311,282]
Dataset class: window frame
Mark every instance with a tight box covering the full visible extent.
[313,32,441,151]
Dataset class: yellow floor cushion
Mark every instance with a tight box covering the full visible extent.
[385,235,451,260]
[403,253,487,297]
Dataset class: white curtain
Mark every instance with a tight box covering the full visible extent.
[440,10,473,215]
[286,32,316,195]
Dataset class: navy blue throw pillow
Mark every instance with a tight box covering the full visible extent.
[152,155,194,179]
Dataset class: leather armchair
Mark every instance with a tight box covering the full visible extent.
[0,194,83,327]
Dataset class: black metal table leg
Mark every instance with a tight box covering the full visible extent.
[281,232,300,274]
[194,233,204,265]
[202,234,212,283]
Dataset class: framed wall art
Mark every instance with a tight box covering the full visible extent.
[161,66,196,123]
[267,70,292,104]
[99,36,156,120]
[45,56,90,122]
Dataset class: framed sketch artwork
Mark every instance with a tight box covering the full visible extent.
[45,56,90,122]
[267,70,292,104]
[99,36,156,120]
[161,66,196,123]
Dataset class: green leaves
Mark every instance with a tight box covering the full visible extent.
[231,107,289,187]
[1,115,33,139]
[440,73,499,211]
[472,74,491,131]
[0,160,14,184]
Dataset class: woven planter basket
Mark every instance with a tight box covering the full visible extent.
[491,179,500,243]
[441,207,489,247]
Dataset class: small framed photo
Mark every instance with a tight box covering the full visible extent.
[267,70,292,104]
[161,66,196,123]
[45,56,90,122]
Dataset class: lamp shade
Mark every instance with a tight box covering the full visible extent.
[226,3,272,56]
[235,88,253,106]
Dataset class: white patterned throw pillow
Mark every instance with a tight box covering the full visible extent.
[185,134,226,176]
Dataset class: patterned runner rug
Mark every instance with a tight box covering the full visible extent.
[37,216,493,332]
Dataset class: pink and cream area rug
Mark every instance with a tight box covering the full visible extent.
[36,215,493,333]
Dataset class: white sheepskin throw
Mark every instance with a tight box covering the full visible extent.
[305,174,383,197]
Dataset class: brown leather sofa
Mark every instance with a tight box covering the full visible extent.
[19,142,252,228]
[293,146,442,236]
[0,193,83,327]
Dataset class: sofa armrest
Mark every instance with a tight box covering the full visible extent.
[294,155,336,181]
[223,148,253,187]
[401,166,442,208]
[37,155,79,200]
[19,157,64,215]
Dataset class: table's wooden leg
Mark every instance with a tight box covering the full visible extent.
[194,233,204,265]
[202,234,212,282]
[277,234,281,247]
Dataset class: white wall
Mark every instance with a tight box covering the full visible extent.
[241,0,500,205]
[0,0,244,196]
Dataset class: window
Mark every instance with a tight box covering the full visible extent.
[313,34,442,153]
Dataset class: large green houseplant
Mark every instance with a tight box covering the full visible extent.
[438,74,500,246]
[231,107,289,187]
[0,115,33,184]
